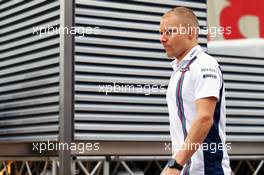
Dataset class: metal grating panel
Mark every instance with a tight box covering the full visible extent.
[0,0,60,142]
[214,55,264,142]
[74,0,207,141]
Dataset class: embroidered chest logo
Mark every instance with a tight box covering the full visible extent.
[180,67,190,72]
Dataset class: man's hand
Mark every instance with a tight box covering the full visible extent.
[161,167,181,175]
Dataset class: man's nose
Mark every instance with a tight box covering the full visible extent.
[160,33,167,43]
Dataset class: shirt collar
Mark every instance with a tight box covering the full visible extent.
[170,45,203,71]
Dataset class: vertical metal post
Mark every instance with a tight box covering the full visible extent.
[59,0,74,174]
[71,158,77,175]
[103,160,110,175]
[52,160,57,175]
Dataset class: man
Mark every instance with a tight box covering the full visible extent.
[160,7,231,175]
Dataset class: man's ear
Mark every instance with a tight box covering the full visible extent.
[188,27,197,40]
[187,29,194,39]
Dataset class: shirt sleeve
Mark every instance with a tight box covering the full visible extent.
[194,62,222,100]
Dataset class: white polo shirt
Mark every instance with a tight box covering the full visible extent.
[166,45,231,175]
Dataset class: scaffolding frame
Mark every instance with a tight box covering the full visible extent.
[0,156,264,175]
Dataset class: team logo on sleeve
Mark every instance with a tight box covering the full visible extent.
[201,68,217,73]
[203,74,217,79]
[201,67,218,79]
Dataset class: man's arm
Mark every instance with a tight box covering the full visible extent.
[172,96,217,166]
